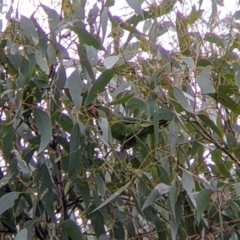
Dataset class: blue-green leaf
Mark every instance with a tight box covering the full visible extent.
[126,0,143,16]
[196,66,214,94]
[62,219,84,240]
[20,16,39,45]
[68,69,83,110]
[173,87,193,112]
[0,192,18,215]
[196,189,213,223]
[84,69,114,105]
[104,55,119,69]
[33,108,52,153]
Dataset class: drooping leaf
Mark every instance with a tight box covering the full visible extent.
[196,189,213,223]
[55,112,73,133]
[69,123,83,177]
[20,16,39,45]
[198,113,222,137]
[14,228,28,240]
[62,219,84,240]
[0,192,18,215]
[204,33,224,48]
[35,52,49,74]
[169,178,177,220]
[101,7,108,41]
[33,108,52,153]
[196,66,214,94]
[84,69,115,105]
[68,69,83,110]
[91,181,132,214]
[233,10,240,20]
[173,87,193,113]
[142,183,170,210]
[208,93,240,115]
[169,121,179,154]
[109,93,134,105]
[104,55,119,69]
[182,169,195,194]
[35,163,56,220]
[41,4,60,30]
[126,0,143,16]
[73,26,104,50]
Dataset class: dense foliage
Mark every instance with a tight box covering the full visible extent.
[0,0,240,239]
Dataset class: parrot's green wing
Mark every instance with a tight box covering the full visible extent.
[88,105,169,149]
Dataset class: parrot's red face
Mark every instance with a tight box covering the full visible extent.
[87,105,99,118]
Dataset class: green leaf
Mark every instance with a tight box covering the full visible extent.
[142,183,170,210]
[233,10,240,20]
[56,63,66,88]
[91,181,131,214]
[204,33,224,48]
[234,183,240,197]
[33,108,52,153]
[68,69,83,110]
[153,109,159,145]
[196,189,213,223]
[208,94,240,115]
[20,16,39,45]
[176,11,190,55]
[115,208,136,237]
[196,66,214,94]
[62,219,84,240]
[211,149,231,178]
[173,87,193,112]
[101,7,108,41]
[14,228,28,240]
[126,0,176,24]
[235,71,240,89]
[74,178,91,208]
[69,123,83,177]
[73,26,104,50]
[104,55,119,69]
[84,69,114,105]
[169,121,179,154]
[41,4,60,30]
[35,52,49,74]
[1,123,15,160]
[169,178,177,220]
[35,163,56,219]
[218,84,238,96]
[0,192,18,215]
[113,221,125,240]
[182,169,194,194]
[182,56,194,70]
[126,0,143,16]
[225,132,238,151]
[170,195,182,240]
[0,176,11,188]
[186,6,203,24]
[55,112,73,133]
[99,234,110,240]
[198,113,222,137]
[109,93,135,105]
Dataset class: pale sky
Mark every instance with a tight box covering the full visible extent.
[7,0,240,19]
[2,0,240,52]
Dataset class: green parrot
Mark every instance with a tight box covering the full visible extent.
[88,105,168,149]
